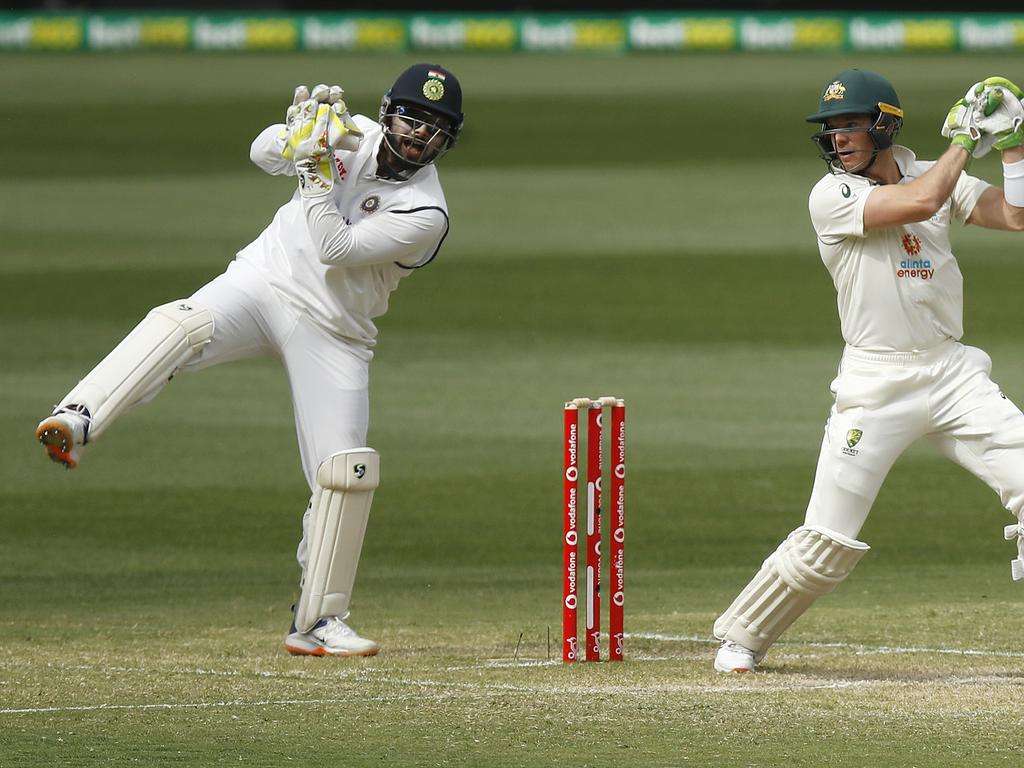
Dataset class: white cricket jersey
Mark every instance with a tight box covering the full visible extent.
[808,145,990,353]
[238,114,449,349]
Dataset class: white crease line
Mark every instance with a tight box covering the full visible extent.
[0,679,878,715]
[807,642,1024,659]
[625,632,1024,659]
[3,669,1016,716]
[23,662,363,681]
[5,632,1022,716]
[1,698,352,715]
[700,680,878,693]
[360,670,896,697]
[478,659,561,669]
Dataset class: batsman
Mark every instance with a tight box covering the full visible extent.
[35,64,464,657]
[714,69,1024,673]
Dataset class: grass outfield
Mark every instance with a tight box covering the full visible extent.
[3,51,1024,766]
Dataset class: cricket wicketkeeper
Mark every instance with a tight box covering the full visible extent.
[36,63,464,657]
[714,69,1024,673]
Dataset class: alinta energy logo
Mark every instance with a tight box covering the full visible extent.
[897,233,933,280]
[901,232,922,256]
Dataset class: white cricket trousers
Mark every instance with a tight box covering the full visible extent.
[804,340,1024,538]
[186,259,371,490]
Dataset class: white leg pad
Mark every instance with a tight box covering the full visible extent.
[294,448,380,633]
[713,525,869,656]
[57,300,214,439]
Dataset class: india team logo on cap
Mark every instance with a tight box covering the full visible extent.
[823,80,846,101]
[423,78,445,101]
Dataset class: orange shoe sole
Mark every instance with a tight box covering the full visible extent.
[284,642,380,657]
[36,420,78,469]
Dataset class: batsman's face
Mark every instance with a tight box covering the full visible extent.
[825,114,875,171]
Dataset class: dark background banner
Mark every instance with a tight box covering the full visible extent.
[12,1,1024,12]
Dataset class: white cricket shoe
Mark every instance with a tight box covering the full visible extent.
[714,639,757,673]
[36,407,91,469]
[285,616,380,657]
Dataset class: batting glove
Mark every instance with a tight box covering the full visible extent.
[942,96,984,156]
[969,77,1024,154]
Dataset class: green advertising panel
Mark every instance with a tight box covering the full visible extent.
[0,12,1022,52]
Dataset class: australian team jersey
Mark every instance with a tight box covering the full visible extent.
[808,145,990,353]
[238,114,449,349]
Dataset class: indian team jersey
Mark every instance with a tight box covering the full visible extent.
[237,114,449,349]
[808,145,990,353]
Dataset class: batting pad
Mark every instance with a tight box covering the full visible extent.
[713,526,869,656]
[294,448,380,633]
[57,300,214,439]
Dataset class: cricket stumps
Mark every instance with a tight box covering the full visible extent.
[562,397,626,662]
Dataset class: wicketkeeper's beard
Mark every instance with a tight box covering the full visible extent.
[375,135,447,181]
[375,112,455,181]
[375,140,422,181]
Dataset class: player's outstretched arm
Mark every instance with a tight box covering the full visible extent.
[862,144,970,231]
[302,198,448,267]
[966,148,1024,231]
[862,80,1022,231]
[250,124,296,177]
[966,79,1024,231]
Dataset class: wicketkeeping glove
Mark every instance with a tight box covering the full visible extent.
[293,103,336,198]
[283,84,365,198]
[282,83,363,163]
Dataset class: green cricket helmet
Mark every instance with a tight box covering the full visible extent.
[377,63,463,180]
[807,69,904,174]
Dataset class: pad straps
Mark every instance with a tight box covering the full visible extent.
[713,526,870,657]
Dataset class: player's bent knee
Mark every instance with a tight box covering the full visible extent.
[774,526,869,593]
[713,525,870,656]
[56,300,214,438]
[148,300,216,348]
[294,448,380,633]
[316,447,380,492]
